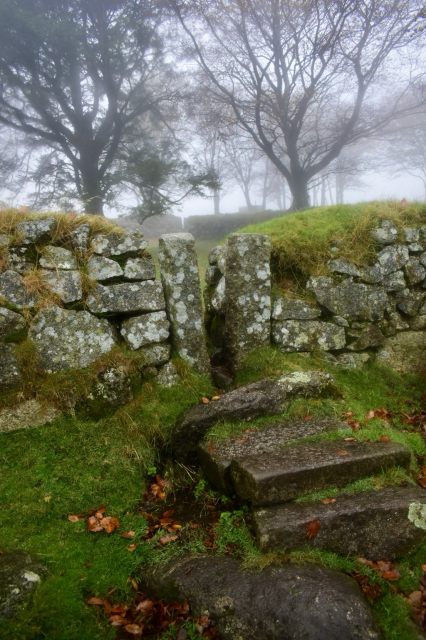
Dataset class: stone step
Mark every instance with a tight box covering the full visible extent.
[252,485,426,560]
[230,440,411,506]
[198,417,348,494]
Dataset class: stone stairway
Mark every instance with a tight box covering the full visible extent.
[198,418,426,560]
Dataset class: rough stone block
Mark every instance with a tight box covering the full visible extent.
[409,315,426,330]
[29,307,116,373]
[405,257,426,286]
[173,371,334,463]
[16,216,55,245]
[0,343,22,388]
[347,323,384,351]
[211,277,225,314]
[120,311,170,349]
[87,256,123,282]
[7,246,35,274]
[253,485,426,560]
[0,552,47,621]
[0,270,39,308]
[397,291,425,316]
[86,281,165,315]
[123,256,156,281]
[377,245,409,275]
[408,243,424,253]
[272,298,321,320]
[0,400,61,434]
[272,320,345,352]
[40,269,82,303]
[70,224,90,251]
[208,246,222,265]
[377,331,425,375]
[198,417,348,494]
[231,440,410,506]
[382,270,406,292]
[307,276,388,321]
[224,233,271,369]
[91,232,148,257]
[404,228,420,243]
[140,342,171,366]
[158,233,209,375]
[360,264,383,284]
[39,246,77,270]
[83,366,133,418]
[327,259,361,277]
[205,265,221,286]
[0,308,26,342]
[156,361,180,387]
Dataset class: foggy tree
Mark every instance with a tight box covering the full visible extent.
[222,132,263,209]
[171,0,424,211]
[0,0,187,215]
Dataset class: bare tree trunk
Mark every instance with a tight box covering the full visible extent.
[282,179,287,210]
[262,160,269,210]
[213,189,221,214]
[321,173,326,206]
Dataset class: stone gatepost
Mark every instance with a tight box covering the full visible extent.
[224,233,271,370]
[158,233,210,375]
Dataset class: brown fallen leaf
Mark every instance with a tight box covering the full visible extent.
[322,498,337,504]
[87,516,104,532]
[408,591,422,607]
[304,414,313,420]
[366,410,375,419]
[211,396,221,401]
[101,515,120,534]
[163,510,174,518]
[126,544,138,552]
[85,562,92,567]
[159,534,178,546]
[202,397,210,404]
[306,519,321,539]
[120,531,135,539]
[68,514,85,522]
[344,437,357,442]
[209,440,215,453]
[381,435,391,443]
[87,596,106,606]
[124,623,143,635]
[334,450,349,455]
[130,578,138,590]
[108,587,117,595]
[381,569,402,581]
[234,438,247,444]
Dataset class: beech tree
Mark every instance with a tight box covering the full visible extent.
[0,0,185,215]
[171,0,424,210]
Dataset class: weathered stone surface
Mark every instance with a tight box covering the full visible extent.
[376,245,409,275]
[70,223,90,251]
[0,552,47,621]
[307,277,388,321]
[0,308,26,342]
[333,316,349,327]
[0,344,22,388]
[0,234,10,248]
[123,256,156,281]
[87,256,123,282]
[351,352,371,367]
[199,417,347,494]
[141,343,171,366]
[397,291,425,316]
[0,400,61,434]
[272,297,321,320]
[405,257,426,286]
[419,251,426,268]
[347,323,384,351]
[387,311,410,335]
[173,371,334,463]
[86,281,165,315]
[140,556,382,640]
[205,265,221,286]
[382,270,406,292]
[158,233,209,375]
[29,307,116,373]
[231,440,410,506]
[156,362,180,387]
[370,224,398,245]
[359,264,383,284]
[83,366,133,418]
[6,246,35,274]
[16,216,55,245]
[211,277,225,314]
[120,311,170,349]
[224,234,271,369]
[208,246,222,266]
[327,259,361,277]
[253,485,426,560]
[410,315,426,330]
[377,331,425,375]
[322,352,357,368]
[272,320,345,352]
[40,269,82,303]
[39,246,77,270]
[0,271,39,308]
[408,243,424,253]
[91,232,147,257]
[404,228,420,243]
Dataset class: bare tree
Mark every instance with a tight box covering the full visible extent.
[171,0,424,211]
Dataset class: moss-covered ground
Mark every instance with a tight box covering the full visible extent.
[1,203,425,639]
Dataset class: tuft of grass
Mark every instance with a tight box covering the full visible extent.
[239,200,426,290]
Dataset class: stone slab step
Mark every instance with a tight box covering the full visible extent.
[198,417,348,494]
[253,485,426,560]
[230,440,411,506]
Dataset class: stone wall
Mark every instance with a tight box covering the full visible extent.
[205,222,426,375]
[0,217,208,419]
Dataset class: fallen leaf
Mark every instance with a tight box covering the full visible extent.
[44,495,51,503]
[209,440,215,453]
[381,435,391,442]
[0,550,3,554]
[344,437,357,442]
[382,569,401,581]
[366,410,375,419]
[109,616,129,627]
[304,414,313,420]
[108,587,117,595]
[185,567,192,574]
[101,515,120,534]
[234,438,247,444]
[130,578,138,590]
[87,596,105,606]
[87,516,103,532]
[177,629,188,640]
[85,562,92,567]
[163,510,174,518]
[322,498,337,504]
[135,599,154,613]
[408,591,422,607]
[202,397,210,404]
[120,531,135,539]
[68,514,85,522]
[421,564,426,572]
[159,534,178,546]
[334,450,349,455]
[124,623,143,635]
[306,519,321,539]
[211,395,221,401]
[126,544,138,552]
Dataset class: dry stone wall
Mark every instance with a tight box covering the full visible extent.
[205,223,426,375]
